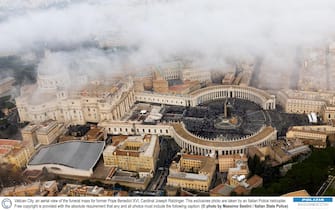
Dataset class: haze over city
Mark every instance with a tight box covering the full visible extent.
[2,0,335,199]
[1,0,335,86]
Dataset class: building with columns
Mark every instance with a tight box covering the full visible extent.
[0,139,35,168]
[16,61,279,158]
[136,85,276,110]
[150,60,212,83]
[286,125,335,148]
[218,154,248,172]
[189,85,276,109]
[21,120,70,147]
[16,76,135,125]
[99,120,277,158]
[171,123,277,157]
[277,89,335,122]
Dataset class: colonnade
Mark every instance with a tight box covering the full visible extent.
[100,121,277,157]
[172,123,276,157]
[190,85,276,110]
[135,85,276,110]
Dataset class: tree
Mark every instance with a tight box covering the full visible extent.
[251,147,335,196]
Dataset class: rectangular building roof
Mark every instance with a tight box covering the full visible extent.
[169,172,208,181]
[29,141,105,170]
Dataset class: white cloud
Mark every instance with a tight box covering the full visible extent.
[1,0,335,85]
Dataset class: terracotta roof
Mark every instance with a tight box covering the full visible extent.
[210,184,234,196]
[86,127,104,140]
[218,154,247,160]
[0,148,10,155]
[248,146,265,158]
[169,84,189,91]
[112,135,128,146]
[0,139,21,146]
[246,175,263,188]
[234,186,248,195]
[182,153,207,160]
[288,128,329,136]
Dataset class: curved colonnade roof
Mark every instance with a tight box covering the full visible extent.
[190,85,273,100]
[172,123,275,148]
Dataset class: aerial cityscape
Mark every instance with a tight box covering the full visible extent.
[1,0,335,198]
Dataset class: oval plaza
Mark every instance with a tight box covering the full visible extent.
[102,85,278,157]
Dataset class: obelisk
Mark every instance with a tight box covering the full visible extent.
[224,98,228,118]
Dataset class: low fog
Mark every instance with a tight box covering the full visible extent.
[1,0,335,89]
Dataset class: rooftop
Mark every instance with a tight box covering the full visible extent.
[182,153,208,160]
[22,170,43,181]
[80,83,119,98]
[172,123,275,148]
[27,90,57,105]
[246,175,263,187]
[169,172,208,181]
[0,148,10,155]
[170,154,215,181]
[36,120,58,134]
[21,123,39,133]
[104,135,157,158]
[218,154,248,160]
[280,89,335,102]
[190,85,272,100]
[29,141,105,170]
[233,186,249,195]
[210,184,234,196]
[0,139,21,147]
[86,127,104,140]
[60,184,104,196]
[288,128,329,136]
